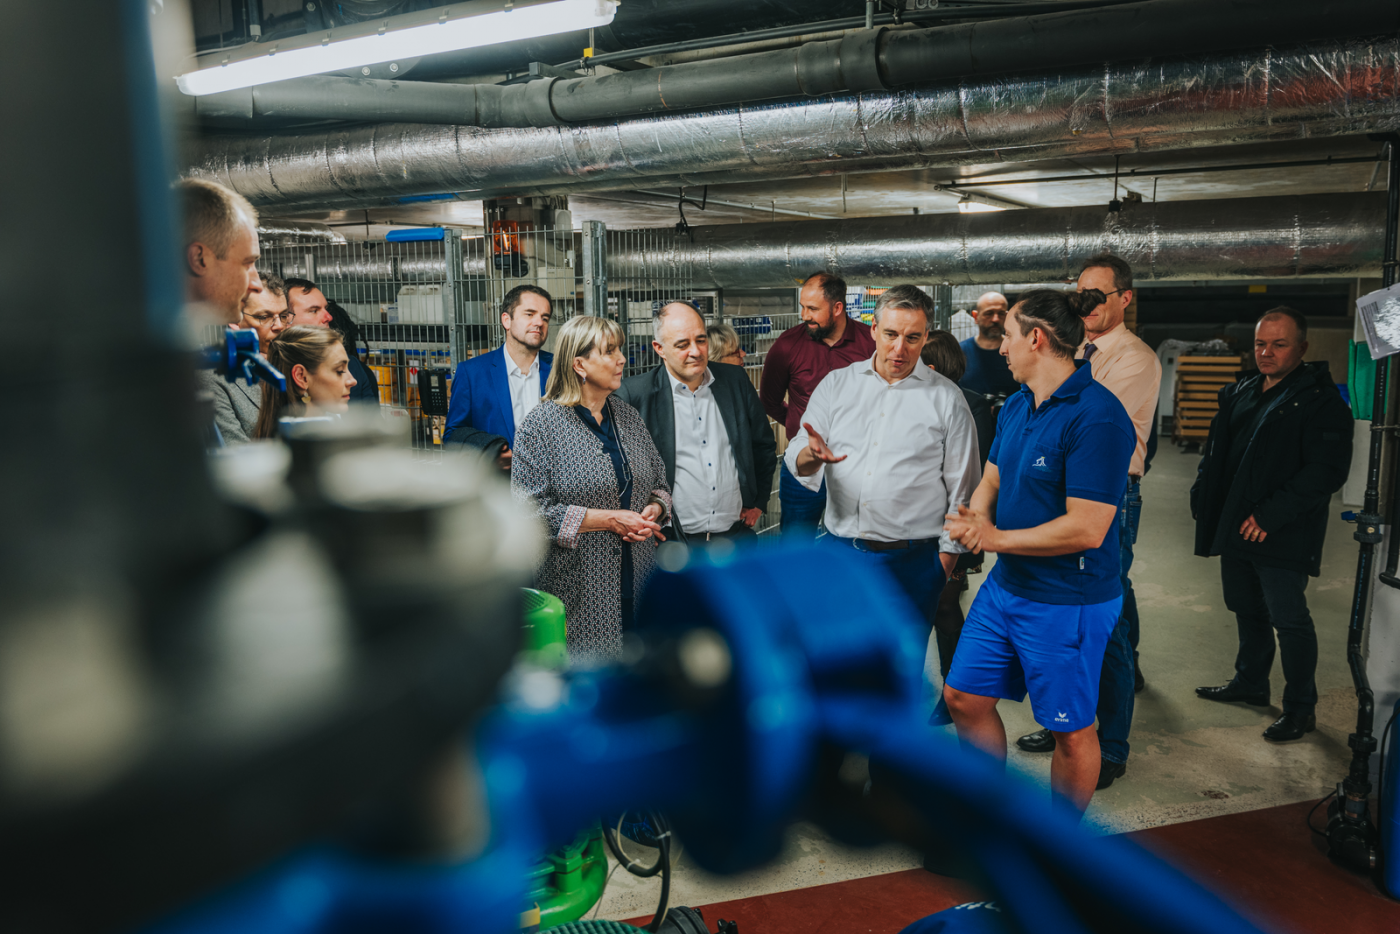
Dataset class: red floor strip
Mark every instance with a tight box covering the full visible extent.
[622,799,1399,934]
[625,870,981,934]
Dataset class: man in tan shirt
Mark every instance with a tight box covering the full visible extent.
[1016,254,1161,791]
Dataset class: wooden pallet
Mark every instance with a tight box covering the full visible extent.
[1173,355,1243,444]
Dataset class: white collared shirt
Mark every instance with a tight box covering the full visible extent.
[784,355,981,547]
[669,367,743,534]
[506,349,542,431]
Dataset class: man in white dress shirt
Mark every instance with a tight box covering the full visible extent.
[785,285,981,624]
[617,302,776,543]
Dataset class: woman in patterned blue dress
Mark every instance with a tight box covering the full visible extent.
[511,316,672,663]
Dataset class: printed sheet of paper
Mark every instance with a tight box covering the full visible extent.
[1355,283,1400,360]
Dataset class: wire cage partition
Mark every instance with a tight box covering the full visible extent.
[258,228,585,453]
[258,230,956,538]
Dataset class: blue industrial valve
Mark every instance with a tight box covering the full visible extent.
[147,544,1265,934]
[199,326,287,390]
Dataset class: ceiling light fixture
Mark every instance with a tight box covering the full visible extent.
[957,199,1005,213]
[176,0,618,96]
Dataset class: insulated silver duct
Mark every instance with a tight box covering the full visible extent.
[195,0,1399,129]
[256,218,346,243]
[269,193,1384,288]
[612,192,1387,288]
[185,37,1400,212]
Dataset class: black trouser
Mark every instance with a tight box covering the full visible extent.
[934,569,968,677]
[1220,555,1318,716]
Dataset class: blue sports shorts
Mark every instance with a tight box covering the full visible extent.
[945,575,1121,732]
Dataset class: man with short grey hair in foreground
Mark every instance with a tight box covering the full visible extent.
[786,284,981,627]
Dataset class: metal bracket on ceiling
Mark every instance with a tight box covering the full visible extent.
[501,61,584,84]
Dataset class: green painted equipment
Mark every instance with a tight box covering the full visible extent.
[520,589,603,929]
[521,588,568,670]
[523,826,608,929]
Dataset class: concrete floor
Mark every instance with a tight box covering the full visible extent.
[596,441,1361,920]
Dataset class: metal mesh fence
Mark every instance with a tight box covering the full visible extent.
[603,226,697,379]
[259,229,585,453]
[256,234,958,537]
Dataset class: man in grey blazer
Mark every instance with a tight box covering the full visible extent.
[616,302,777,543]
[199,274,291,444]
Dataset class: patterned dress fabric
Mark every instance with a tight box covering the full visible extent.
[511,397,672,663]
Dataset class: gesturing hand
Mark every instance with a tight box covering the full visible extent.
[944,504,995,554]
[802,422,847,464]
[1239,514,1267,543]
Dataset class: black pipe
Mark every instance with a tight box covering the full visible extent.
[555,0,1132,71]
[1328,134,1399,872]
[1379,152,1400,591]
[548,0,1400,126]
[197,0,1400,129]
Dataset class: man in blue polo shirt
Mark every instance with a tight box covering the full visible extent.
[943,288,1135,813]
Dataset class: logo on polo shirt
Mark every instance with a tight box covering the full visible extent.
[1055,711,1069,722]
[1032,455,1047,468]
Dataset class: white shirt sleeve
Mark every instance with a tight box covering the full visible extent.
[782,374,833,493]
[938,388,982,553]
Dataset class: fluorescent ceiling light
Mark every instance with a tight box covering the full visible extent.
[177,0,617,96]
[957,199,1006,213]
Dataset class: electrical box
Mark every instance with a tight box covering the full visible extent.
[418,367,452,417]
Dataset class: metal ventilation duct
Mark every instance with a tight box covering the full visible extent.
[193,0,1400,130]
[612,192,1386,288]
[256,218,346,244]
[185,37,1400,212]
[272,193,1384,287]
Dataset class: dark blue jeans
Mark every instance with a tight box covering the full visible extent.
[779,464,826,541]
[1097,479,1141,765]
[828,537,947,628]
[1221,555,1317,716]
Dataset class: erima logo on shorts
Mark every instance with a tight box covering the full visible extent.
[1032,456,1047,467]
[1055,711,1069,722]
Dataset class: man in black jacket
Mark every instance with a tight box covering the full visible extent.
[616,302,777,543]
[1191,308,1353,742]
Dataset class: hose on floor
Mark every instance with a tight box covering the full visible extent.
[602,811,673,931]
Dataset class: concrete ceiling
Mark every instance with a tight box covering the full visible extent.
[287,134,1386,236]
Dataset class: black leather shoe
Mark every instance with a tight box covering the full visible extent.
[1195,683,1269,706]
[1263,711,1316,741]
[1016,728,1056,753]
[1134,664,1145,694]
[1096,758,1127,790]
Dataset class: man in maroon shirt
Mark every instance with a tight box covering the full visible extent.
[760,271,876,539]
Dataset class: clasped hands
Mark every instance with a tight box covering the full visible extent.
[610,503,667,543]
[944,504,997,554]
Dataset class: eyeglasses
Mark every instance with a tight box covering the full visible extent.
[1080,288,1129,299]
[243,310,296,325]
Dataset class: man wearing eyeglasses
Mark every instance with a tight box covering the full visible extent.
[199,274,292,444]
[240,273,292,350]
[1014,254,1161,793]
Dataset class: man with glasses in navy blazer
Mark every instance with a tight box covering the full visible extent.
[444,285,554,471]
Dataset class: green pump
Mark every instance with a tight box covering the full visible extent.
[518,589,608,929]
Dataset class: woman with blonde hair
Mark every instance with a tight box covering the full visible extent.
[254,326,358,439]
[706,321,746,367]
[511,315,672,662]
